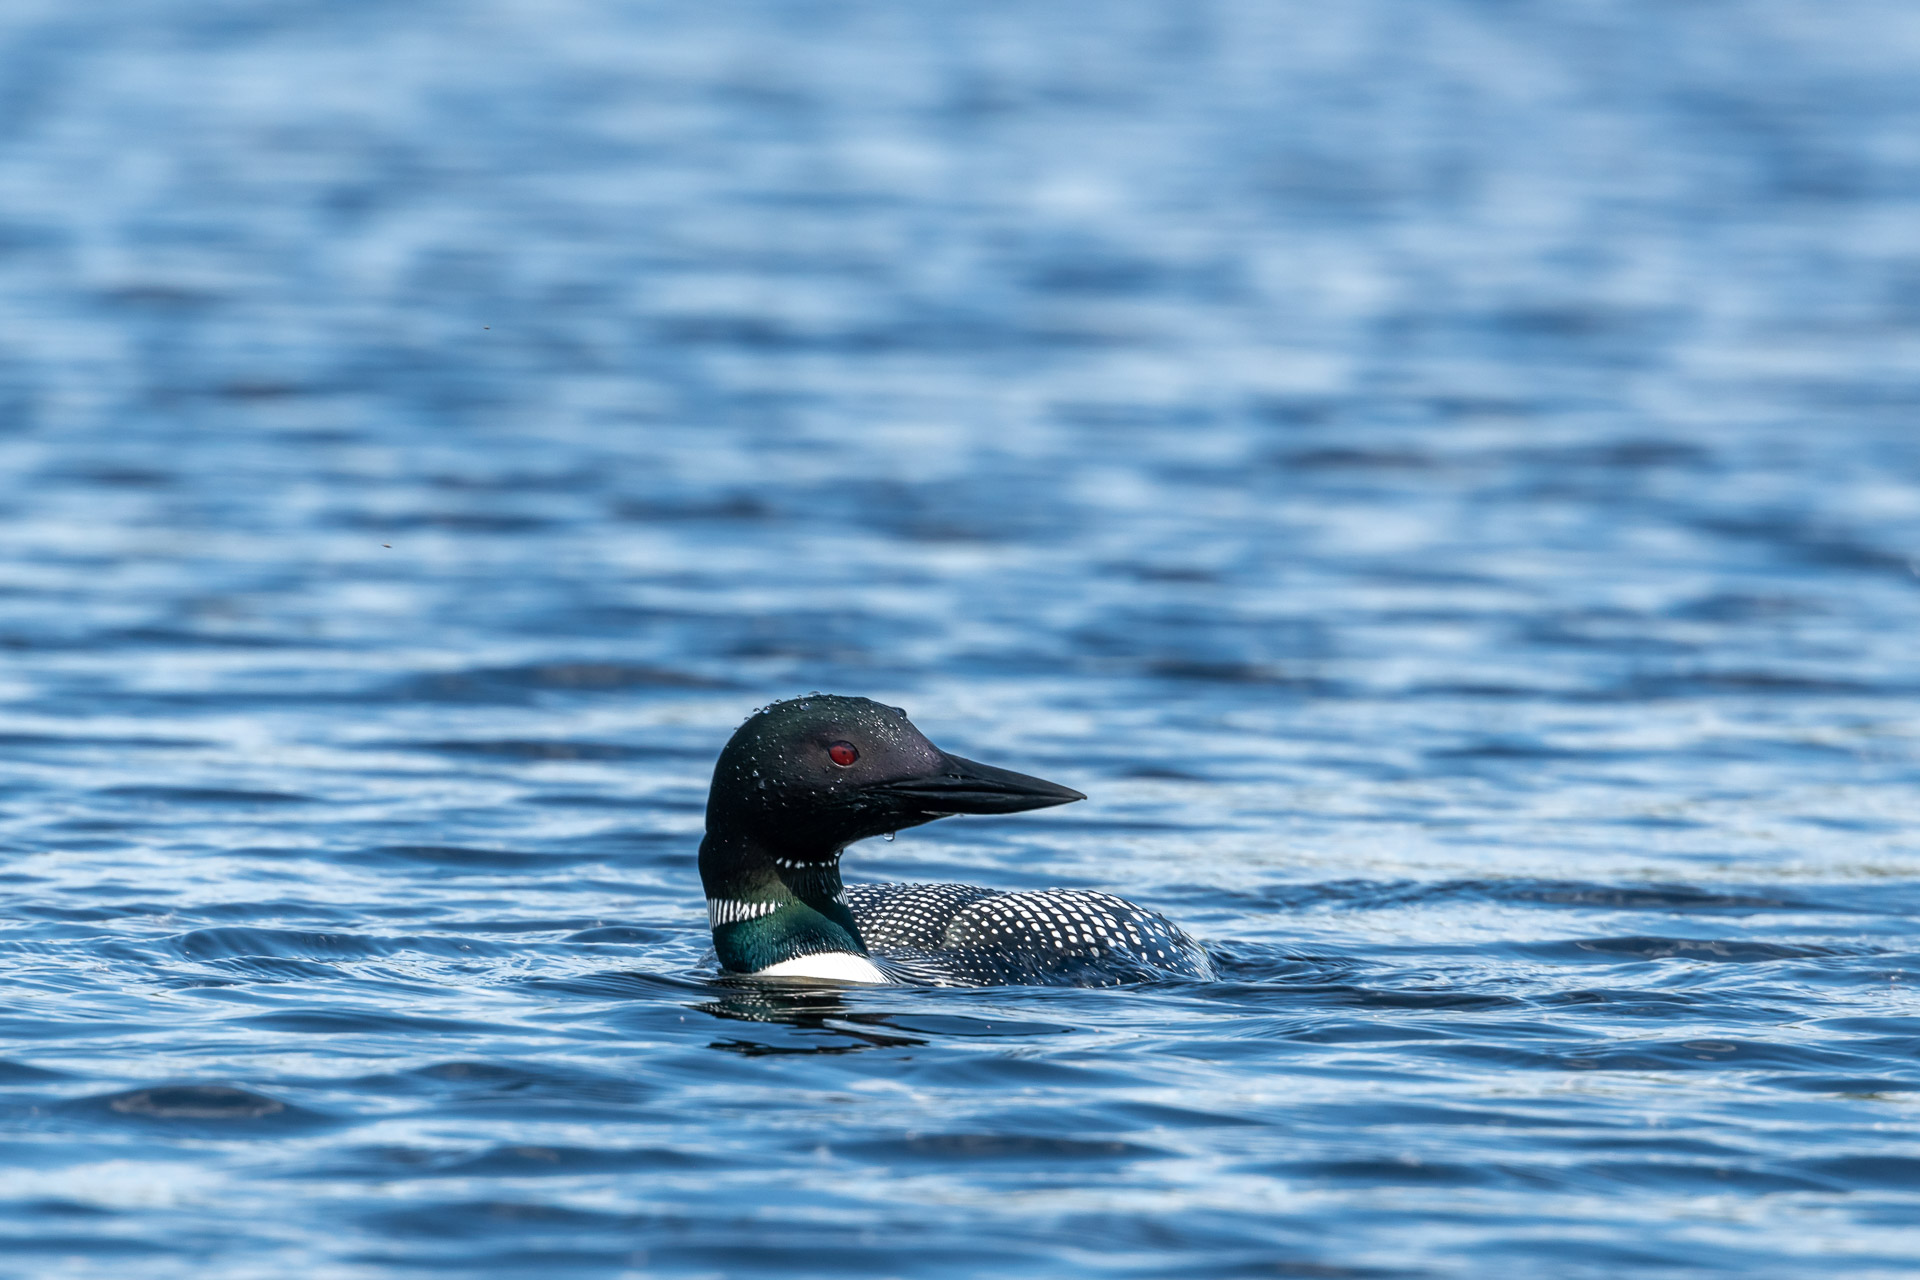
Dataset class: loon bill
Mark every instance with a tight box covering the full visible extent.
[697,695,1213,987]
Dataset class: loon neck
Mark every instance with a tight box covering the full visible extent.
[697,832,865,973]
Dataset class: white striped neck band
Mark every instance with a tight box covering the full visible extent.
[707,898,784,927]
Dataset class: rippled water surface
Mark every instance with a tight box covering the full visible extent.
[5,2,1920,1275]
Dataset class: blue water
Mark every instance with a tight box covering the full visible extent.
[5,1,1920,1275]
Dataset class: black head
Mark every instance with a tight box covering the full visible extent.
[704,695,1085,858]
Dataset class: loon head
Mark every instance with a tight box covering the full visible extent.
[704,694,1084,858]
[698,695,1084,976]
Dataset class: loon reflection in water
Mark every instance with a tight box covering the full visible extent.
[698,695,1213,986]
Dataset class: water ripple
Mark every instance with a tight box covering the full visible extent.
[2,0,1920,1275]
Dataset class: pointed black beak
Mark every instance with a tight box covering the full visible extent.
[872,752,1085,816]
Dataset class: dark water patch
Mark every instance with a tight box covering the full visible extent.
[1692,514,1918,575]
[563,925,676,944]
[837,1133,1165,1165]
[98,785,313,805]
[1140,659,1347,692]
[393,663,735,703]
[14,1198,118,1218]
[1764,1075,1920,1094]
[105,626,297,650]
[1575,1159,1832,1193]
[1024,253,1173,298]
[213,380,323,402]
[49,463,181,487]
[1538,438,1714,471]
[351,845,571,871]
[1132,1260,1408,1280]
[437,1144,715,1176]
[1426,738,1599,762]
[1523,936,1859,963]
[1495,882,1817,912]
[332,510,558,534]
[57,1084,327,1134]
[180,932,518,971]
[0,1059,69,1083]
[1556,1133,1754,1158]
[426,469,603,495]
[1613,669,1907,699]
[341,1059,661,1112]
[235,1009,499,1036]
[11,902,178,923]
[360,1228,1041,1280]
[1801,1156,1920,1190]
[1812,1016,1920,1042]
[1233,879,1823,916]
[1278,1022,1462,1046]
[0,1235,185,1258]
[204,955,343,981]
[1574,1038,1871,1073]
[1306,1100,1595,1131]
[394,739,691,762]
[1054,401,1217,430]
[1204,950,1372,986]
[1535,987,1715,1013]
[454,918,598,935]
[872,1013,1073,1039]
[613,493,776,523]
[0,732,210,750]
[1103,561,1224,585]
[1086,1100,1268,1132]
[1027,814,1198,835]
[171,927,395,962]
[1115,764,1212,780]
[1668,592,1827,622]
[356,1197,650,1241]
[105,1084,284,1119]
[524,790,690,809]
[705,1036,901,1058]
[1255,1157,1510,1187]
[518,970,712,1001]
[1197,975,1526,1015]
[1431,1034,1875,1076]
[190,899,359,924]
[1273,447,1440,473]
[1405,680,1561,700]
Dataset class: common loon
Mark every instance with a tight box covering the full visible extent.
[698,695,1213,986]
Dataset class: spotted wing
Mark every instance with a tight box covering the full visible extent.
[938,888,1214,984]
[843,882,999,950]
[848,881,1213,986]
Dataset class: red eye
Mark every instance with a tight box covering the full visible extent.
[828,742,858,767]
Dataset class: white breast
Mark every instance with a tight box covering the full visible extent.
[751,952,891,984]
